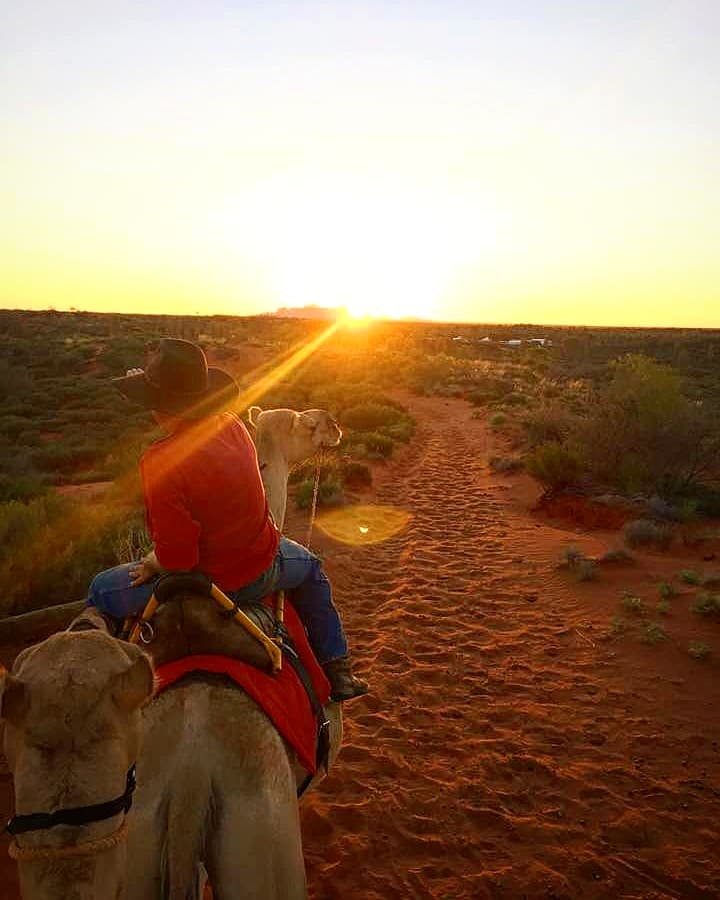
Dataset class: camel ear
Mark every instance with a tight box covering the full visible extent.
[0,672,28,726]
[111,649,154,713]
[247,406,263,428]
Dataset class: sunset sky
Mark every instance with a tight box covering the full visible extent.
[2,1,718,326]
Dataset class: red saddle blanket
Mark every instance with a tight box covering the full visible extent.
[154,599,331,774]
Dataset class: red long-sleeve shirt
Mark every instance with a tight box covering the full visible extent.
[140,413,279,590]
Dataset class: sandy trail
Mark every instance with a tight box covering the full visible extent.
[298,394,720,900]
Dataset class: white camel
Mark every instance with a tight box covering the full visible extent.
[1,406,345,899]
[248,406,342,530]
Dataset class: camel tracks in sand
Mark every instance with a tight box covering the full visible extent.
[299,394,720,900]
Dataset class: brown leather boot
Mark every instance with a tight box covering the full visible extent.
[322,657,369,702]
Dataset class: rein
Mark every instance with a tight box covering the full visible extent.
[305,460,322,550]
[5,765,136,861]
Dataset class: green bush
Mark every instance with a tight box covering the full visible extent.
[489,456,524,473]
[341,461,373,488]
[360,432,394,458]
[688,642,711,661]
[295,475,344,509]
[383,420,415,443]
[525,442,581,493]
[692,593,720,617]
[342,402,403,430]
[679,569,701,585]
[622,594,645,615]
[573,354,720,497]
[641,622,668,645]
[0,474,47,502]
[623,519,674,551]
[489,412,506,428]
[523,402,572,448]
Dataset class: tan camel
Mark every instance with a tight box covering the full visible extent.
[1,619,153,900]
[2,410,345,897]
[248,406,342,530]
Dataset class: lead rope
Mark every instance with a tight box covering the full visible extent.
[305,460,321,550]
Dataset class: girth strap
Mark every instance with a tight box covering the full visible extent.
[279,635,331,797]
[6,766,137,836]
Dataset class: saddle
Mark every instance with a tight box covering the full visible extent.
[122,571,283,671]
[122,571,331,786]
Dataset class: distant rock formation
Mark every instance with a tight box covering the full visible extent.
[270,305,342,320]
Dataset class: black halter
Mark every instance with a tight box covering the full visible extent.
[5,765,137,836]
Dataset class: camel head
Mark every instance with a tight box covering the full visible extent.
[1,617,154,835]
[249,406,342,466]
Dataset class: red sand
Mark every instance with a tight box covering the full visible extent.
[3,393,720,899]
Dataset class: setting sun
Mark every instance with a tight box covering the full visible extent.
[209,174,496,321]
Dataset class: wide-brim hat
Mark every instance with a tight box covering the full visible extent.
[113,338,239,419]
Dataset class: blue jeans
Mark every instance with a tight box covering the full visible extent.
[87,537,348,664]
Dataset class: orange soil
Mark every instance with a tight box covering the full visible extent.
[3,393,720,899]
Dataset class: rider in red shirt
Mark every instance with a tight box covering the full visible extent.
[88,338,368,701]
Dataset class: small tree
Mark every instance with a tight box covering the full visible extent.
[526,442,581,495]
[573,354,720,496]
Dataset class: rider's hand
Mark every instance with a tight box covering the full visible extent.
[125,367,144,378]
[129,553,162,586]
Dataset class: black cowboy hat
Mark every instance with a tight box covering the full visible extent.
[113,338,239,419]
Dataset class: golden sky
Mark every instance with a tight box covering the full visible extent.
[2,2,718,326]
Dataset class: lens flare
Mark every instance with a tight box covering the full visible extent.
[315,504,410,546]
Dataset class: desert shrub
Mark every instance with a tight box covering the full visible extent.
[688,642,711,661]
[489,456,524,473]
[523,402,573,448]
[406,353,459,393]
[384,420,415,443]
[684,483,720,518]
[489,412,506,428]
[656,598,671,615]
[692,593,720,617]
[350,431,394,458]
[679,569,701,585]
[642,622,668,645]
[0,415,35,439]
[623,519,674,551]
[504,392,530,407]
[0,493,145,614]
[576,559,598,582]
[600,548,635,564]
[658,582,678,600]
[526,442,581,493]
[0,474,47,502]
[559,545,585,568]
[341,461,373,488]
[342,402,403,430]
[288,461,339,485]
[573,354,720,497]
[621,594,645,615]
[295,475,344,509]
[113,514,152,563]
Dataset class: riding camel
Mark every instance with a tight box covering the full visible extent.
[1,406,345,899]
